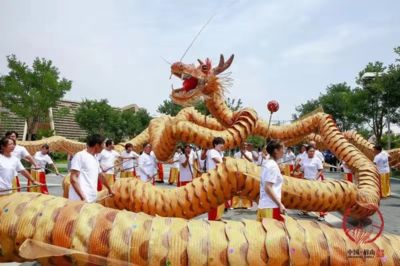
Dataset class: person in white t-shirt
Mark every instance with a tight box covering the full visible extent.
[300,145,325,220]
[201,137,226,221]
[169,148,182,185]
[292,144,307,177]
[178,144,194,187]
[257,146,269,167]
[0,137,41,195]
[193,147,205,176]
[120,143,139,178]
[282,147,296,176]
[69,134,113,203]
[232,143,253,209]
[5,131,38,192]
[138,143,158,184]
[309,141,325,163]
[247,143,259,163]
[373,145,391,198]
[340,161,353,183]
[97,139,120,188]
[257,139,286,222]
[31,144,60,194]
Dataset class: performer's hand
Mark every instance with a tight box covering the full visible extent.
[107,188,115,197]
[279,203,287,214]
[33,181,44,186]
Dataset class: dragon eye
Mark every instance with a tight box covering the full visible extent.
[201,65,209,72]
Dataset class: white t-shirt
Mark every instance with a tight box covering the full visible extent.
[259,159,283,209]
[34,151,53,172]
[98,149,120,174]
[206,149,223,171]
[12,145,30,160]
[0,154,25,195]
[284,151,296,165]
[172,152,180,169]
[68,150,101,203]
[374,151,390,174]
[315,150,325,163]
[234,150,253,161]
[296,152,307,163]
[179,154,193,182]
[121,150,139,170]
[196,150,205,170]
[138,152,157,182]
[301,157,323,180]
[257,152,269,167]
[251,150,259,163]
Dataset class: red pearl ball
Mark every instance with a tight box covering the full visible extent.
[267,100,279,113]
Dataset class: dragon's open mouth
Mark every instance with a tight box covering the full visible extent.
[170,71,204,102]
[172,72,199,92]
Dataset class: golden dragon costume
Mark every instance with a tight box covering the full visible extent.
[1,193,400,265]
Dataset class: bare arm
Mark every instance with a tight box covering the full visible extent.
[69,169,86,201]
[20,169,41,185]
[25,155,39,168]
[100,173,114,195]
[241,151,253,162]
[264,182,286,213]
[50,163,60,175]
[201,150,207,160]
[212,157,222,164]
[316,169,323,180]
[181,155,189,167]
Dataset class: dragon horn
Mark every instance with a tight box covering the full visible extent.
[197,59,205,65]
[213,54,234,75]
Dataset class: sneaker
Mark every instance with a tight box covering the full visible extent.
[318,216,325,221]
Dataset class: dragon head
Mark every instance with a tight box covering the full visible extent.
[170,54,234,105]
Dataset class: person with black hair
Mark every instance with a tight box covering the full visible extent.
[0,137,42,195]
[31,144,60,194]
[138,143,158,184]
[178,144,194,187]
[299,145,325,221]
[5,131,38,191]
[97,139,120,187]
[257,139,286,222]
[201,136,226,220]
[169,147,182,185]
[373,145,391,198]
[69,134,113,203]
[292,144,308,178]
[120,143,139,178]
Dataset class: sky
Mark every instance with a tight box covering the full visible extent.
[0,0,400,122]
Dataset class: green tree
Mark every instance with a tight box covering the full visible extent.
[156,100,182,116]
[0,55,72,140]
[293,99,320,119]
[353,58,400,143]
[75,99,152,143]
[319,83,363,131]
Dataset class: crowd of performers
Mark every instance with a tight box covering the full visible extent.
[0,130,393,222]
